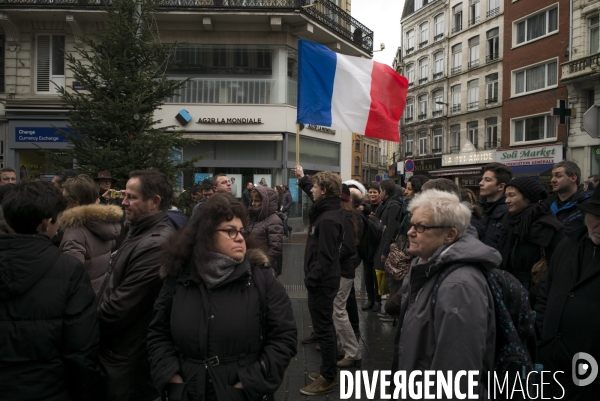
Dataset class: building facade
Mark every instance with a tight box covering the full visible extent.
[0,0,373,193]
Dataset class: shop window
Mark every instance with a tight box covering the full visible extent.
[36,34,65,94]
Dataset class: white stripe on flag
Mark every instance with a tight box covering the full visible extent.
[331,54,373,135]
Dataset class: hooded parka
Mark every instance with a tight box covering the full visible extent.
[248,185,283,273]
[0,234,100,401]
[147,248,297,401]
[97,211,174,401]
[60,204,122,294]
[395,234,499,397]
[373,195,402,271]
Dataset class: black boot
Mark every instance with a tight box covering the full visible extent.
[361,300,374,310]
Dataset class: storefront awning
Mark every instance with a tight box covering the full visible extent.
[429,167,482,176]
[510,164,554,177]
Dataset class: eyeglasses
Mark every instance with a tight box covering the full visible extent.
[406,221,452,233]
[216,228,250,239]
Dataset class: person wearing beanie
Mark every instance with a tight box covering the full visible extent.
[334,184,363,368]
[497,176,564,306]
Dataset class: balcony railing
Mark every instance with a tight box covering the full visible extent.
[484,141,500,149]
[405,151,413,157]
[0,0,374,53]
[432,147,442,154]
[434,33,444,41]
[419,40,429,48]
[487,7,500,18]
[469,17,480,26]
[433,72,444,79]
[451,66,462,74]
[567,53,600,74]
[452,25,462,34]
[419,77,428,84]
[408,82,414,88]
[486,53,499,62]
[406,47,415,55]
[432,110,443,117]
[452,104,461,113]
[468,60,480,69]
[485,97,498,105]
[405,116,414,122]
[468,101,479,110]
[418,113,427,120]
[450,145,460,153]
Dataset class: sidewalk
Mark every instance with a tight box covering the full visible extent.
[274,241,397,401]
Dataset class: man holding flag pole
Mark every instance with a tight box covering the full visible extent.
[294,39,408,395]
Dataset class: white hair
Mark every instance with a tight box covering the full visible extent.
[407,189,472,237]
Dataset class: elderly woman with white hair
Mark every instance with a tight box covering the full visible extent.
[394,190,501,396]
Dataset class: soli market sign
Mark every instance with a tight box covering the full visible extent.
[496,144,562,166]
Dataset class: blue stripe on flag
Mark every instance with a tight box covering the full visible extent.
[297,39,337,126]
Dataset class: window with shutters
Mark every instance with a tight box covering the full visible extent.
[36,34,65,94]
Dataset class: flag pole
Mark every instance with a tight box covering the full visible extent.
[295,122,300,167]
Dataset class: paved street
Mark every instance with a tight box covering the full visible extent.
[274,240,397,401]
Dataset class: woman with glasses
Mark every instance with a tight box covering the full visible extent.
[148,193,297,401]
[248,185,284,275]
[394,189,501,394]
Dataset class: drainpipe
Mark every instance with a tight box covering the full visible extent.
[569,0,573,61]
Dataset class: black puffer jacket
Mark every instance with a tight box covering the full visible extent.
[299,176,344,289]
[97,212,175,401]
[147,248,297,401]
[0,234,100,401]
[535,227,600,400]
[374,196,402,271]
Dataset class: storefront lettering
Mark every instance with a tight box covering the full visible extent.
[307,124,336,135]
[16,128,69,143]
[442,151,495,166]
[196,117,263,124]
[500,147,556,160]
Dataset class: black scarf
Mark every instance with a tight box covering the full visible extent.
[308,197,341,225]
[498,202,552,269]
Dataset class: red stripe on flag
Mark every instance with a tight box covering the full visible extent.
[364,62,408,142]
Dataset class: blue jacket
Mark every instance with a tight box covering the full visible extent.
[545,188,590,235]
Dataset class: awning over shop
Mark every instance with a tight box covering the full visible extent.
[429,167,482,176]
[509,164,553,177]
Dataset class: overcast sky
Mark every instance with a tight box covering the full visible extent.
[351,0,405,67]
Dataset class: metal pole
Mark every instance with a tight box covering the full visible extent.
[296,123,300,166]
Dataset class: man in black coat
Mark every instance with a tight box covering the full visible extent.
[0,181,100,401]
[478,162,512,249]
[295,166,344,396]
[281,183,294,237]
[97,170,175,401]
[242,181,253,207]
[535,188,600,400]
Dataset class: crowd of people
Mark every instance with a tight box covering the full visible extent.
[0,159,599,400]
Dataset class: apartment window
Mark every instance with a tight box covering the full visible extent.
[415,0,423,11]
[434,14,445,40]
[418,95,428,119]
[452,44,462,74]
[514,114,556,143]
[405,98,414,122]
[514,59,558,95]
[590,16,599,54]
[453,4,463,33]
[485,73,499,104]
[419,58,429,83]
[467,121,479,148]
[354,157,360,175]
[452,84,461,112]
[468,36,480,68]
[213,48,226,67]
[485,117,498,149]
[434,52,444,78]
[588,89,595,109]
[355,138,361,152]
[469,0,480,26]
[516,6,558,45]
[406,133,414,155]
[406,30,415,53]
[420,22,429,47]
[406,64,415,86]
[487,0,500,18]
[234,49,249,67]
[468,79,479,110]
[433,90,443,116]
[419,131,428,155]
[433,127,443,152]
[0,35,4,94]
[450,124,461,152]
[36,34,65,94]
[487,28,499,61]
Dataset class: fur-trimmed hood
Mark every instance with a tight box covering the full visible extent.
[60,204,123,241]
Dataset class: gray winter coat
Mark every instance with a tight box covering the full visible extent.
[60,204,122,295]
[396,234,499,398]
[248,185,283,272]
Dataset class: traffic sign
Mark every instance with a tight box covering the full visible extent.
[375,174,382,182]
[405,159,415,172]
[583,105,600,138]
[383,173,388,179]
[405,172,413,179]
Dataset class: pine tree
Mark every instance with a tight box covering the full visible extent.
[55,0,197,187]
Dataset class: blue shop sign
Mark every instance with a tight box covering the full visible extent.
[15,127,72,143]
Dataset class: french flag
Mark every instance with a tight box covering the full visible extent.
[297,39,408,142]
